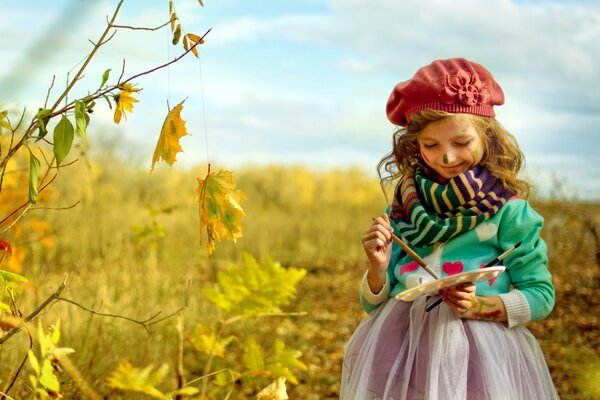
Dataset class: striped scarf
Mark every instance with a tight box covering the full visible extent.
[390,166,514,247]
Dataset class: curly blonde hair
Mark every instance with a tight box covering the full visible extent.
[377,110,531,197]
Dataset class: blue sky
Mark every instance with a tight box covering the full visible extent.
[1,0,599,199]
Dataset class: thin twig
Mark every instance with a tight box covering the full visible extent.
[54,298,184,333]
[175,314,185,400]
[31,201,80,212]
[44,76,56,109]
[50,0,124,112]
[112,20,171,31]
[123,28,212,85]
[0,275,68,345]
[0,321,33,399]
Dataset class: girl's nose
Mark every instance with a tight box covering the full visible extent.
[442,152,456,165]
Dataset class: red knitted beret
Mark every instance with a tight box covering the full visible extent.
[386,58,505,126]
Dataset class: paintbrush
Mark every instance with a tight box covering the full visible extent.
[390,232,440,280]
[425,241,523,312]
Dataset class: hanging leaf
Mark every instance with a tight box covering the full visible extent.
[172,24,181,45]
[151,99,188,171]
[113,83,140,124]
[170,12,177,32]
[198,0,204,6]
[196,168,245,255]
[26,146,40,204]
[74,100,88,143]
[186,33,204,57]
[169,0,173,14]
[53,115,74,167]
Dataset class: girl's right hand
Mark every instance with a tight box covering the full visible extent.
[361,214,394,289]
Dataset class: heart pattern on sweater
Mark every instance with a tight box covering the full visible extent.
[399,261,419,275]
[442,261,464,276]
[480,263,499,286]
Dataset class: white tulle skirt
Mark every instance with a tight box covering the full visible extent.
[341,297,559,400]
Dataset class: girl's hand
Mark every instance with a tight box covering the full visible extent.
[439,283,476,315]
[440,283,507,321]
[362,214,393,270]
[361,214,393,293]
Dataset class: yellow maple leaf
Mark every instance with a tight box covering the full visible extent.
[196,167,245,255]
[113,83,140,124]
[151,99,188,171]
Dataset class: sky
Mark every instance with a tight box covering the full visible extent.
[1,0,599,199]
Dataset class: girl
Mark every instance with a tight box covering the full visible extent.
[341,58,559,399]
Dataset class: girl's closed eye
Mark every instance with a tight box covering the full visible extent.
[455,140,473,146]
[422,143,437,148]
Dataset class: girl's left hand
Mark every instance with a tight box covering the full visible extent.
[439,282,476,316]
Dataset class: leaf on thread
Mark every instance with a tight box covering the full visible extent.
[151,99,188,171]
[186,33,205,57]
[172,24,182,45]
[196,168,245,255]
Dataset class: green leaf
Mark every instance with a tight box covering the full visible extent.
[39,359,60,392]
[74,100,88,143]
[53,115,74,167]
[107,361,168,399]
[202,253,306,317]
[266,338,307,385]
[0,269,28,283]
[243,337,266,376]
[100,68,111,89]
[36,109,52,141]
[26,146,40,204]
[28,350,40,375]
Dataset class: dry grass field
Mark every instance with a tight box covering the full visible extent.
[0,149,598,399]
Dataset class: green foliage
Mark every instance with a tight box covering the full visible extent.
[0,269,27,314]
[107,361,170,399]
[243,338,307,385]
[28,320,75,399]
[203,253,306,317]
[189,323,235,358]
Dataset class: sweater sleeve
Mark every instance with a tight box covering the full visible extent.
[498,200,555,326]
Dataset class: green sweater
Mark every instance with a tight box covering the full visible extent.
[360,198,555,328]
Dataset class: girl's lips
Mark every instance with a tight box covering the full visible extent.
[441,163,465,172]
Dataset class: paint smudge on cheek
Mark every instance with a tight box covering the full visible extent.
[420,146,432,165]
[472,141,482,162]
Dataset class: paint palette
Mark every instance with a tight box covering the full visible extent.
[394,266,506,301]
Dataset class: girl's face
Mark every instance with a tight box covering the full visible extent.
[418,116,483,179]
